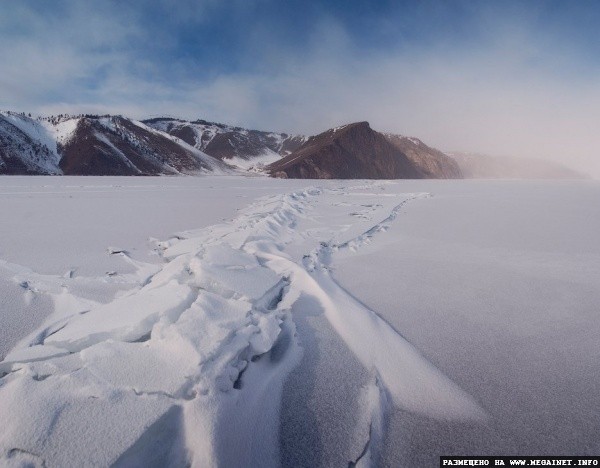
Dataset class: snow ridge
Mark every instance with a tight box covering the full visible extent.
[0,182,485,467]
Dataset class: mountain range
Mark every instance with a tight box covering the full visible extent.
[0,110,586,179]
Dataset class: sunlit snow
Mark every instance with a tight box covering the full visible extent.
[0,176,598,467]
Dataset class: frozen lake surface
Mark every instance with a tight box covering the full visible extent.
[332,180,600,465]
[0,176,598,467]
[0,176,310,359]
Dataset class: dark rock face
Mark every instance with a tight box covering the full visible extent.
[448,152,588,179]
[59,116,221,175]
[268,122,452,180]
[169,125,197,147]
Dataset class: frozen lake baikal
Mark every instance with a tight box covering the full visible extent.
[0,176,599,467]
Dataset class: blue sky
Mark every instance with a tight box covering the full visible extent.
[1,0,600,174]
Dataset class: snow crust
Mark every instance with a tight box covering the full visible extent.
[333,179,600,465]
[0,177,485,467]
[0,177,311,358]
[1,177,597,466]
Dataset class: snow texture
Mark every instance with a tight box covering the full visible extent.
[0,177,598,467]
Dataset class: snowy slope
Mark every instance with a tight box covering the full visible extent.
[0,112,62,174]
[94,116,232,175]
[143,118,307,168]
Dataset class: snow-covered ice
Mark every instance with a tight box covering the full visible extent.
[0,177,598,467]
[332,179,600,465]
[0,177,310,358]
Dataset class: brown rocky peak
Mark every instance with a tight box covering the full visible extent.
[268,121,428,179]
[268,121,464,180]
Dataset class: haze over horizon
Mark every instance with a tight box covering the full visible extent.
[1,0,600,177]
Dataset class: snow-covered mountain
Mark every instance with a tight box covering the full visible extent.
[1,111,467,179]
[0,112,231,176]
[143,118,306,169]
